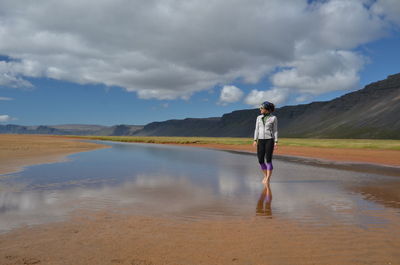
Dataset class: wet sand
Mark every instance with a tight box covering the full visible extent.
[0,209,399,265]
[0,134,111,175]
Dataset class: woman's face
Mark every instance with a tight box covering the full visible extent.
[260,107,269,114]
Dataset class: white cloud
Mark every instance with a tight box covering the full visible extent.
[271,50,365,95]
[372,0,400,26]
[310,0,386,50]
[0,0,397,103]
[295,94,313,103]
[244,87,290,108]
[218,85,244,105]
[0,96,13,100]
[0,114,16,122]
[0,61,35,88]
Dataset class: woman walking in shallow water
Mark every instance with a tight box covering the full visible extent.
[252,101,278,184]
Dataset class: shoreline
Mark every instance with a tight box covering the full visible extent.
[54,135,400,167]
[0,134,111,176]
[216,148,400,177]
[130,141,400,177]
[159,142,400,167]
[77,138,400,177]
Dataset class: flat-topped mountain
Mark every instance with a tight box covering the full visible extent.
[273,73,400,139]
[132,73,400,139]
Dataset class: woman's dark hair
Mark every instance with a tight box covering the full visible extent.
[267,102,275,112]
[261,101,275,112]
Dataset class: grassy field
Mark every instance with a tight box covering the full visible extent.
[63,135,400,151]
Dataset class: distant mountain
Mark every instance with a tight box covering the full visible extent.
[0,124,144,136]
[132,73,400,139]
[0,124,67,135]
[1,73,399,139]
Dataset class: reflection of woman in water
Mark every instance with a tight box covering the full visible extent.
[256,182,272,217]
[252,101,278,184]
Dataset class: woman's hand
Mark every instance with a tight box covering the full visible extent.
[274,142,278,150]
[252,140,257,147]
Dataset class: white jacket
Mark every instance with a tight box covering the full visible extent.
[254,114,278,142]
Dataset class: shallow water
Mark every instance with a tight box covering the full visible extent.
[1,140,399,233]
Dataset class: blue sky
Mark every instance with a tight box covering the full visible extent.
[1,0,399,126]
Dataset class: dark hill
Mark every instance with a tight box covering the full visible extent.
[132,73,400,139]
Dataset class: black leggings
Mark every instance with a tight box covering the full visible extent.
[257,139,275,169]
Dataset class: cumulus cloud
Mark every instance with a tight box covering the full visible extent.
[372,0,400,26]
[295,94,313,103]
[309,0,387,50]
[0,114,16,122]
[0,0,397,103]
[271,50,365,95]
[0,61,35,88]
[218,85,244,105]
[244,87,290,108]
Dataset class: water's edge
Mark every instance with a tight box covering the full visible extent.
[213,149,400,177]
[73,139,400,177]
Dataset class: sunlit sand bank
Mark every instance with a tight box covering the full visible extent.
[0,134,110,175]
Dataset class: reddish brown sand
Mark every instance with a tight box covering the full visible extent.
[0,134,111,175]
[1,134,400,264]
[0,209,399,265]
[163,142,400,167]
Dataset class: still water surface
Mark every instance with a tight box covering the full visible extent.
[1,140,399,233]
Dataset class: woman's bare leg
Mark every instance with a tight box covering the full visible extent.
[262,170,272,183]
[265,169,272,183]
[262,169,268,183]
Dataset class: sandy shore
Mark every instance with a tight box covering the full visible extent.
[0,134,111,176]
[168,143,400,167]
[0,209,399,265]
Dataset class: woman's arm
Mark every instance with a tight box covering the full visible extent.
[273,117,278,143]
[254,117,259,142]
